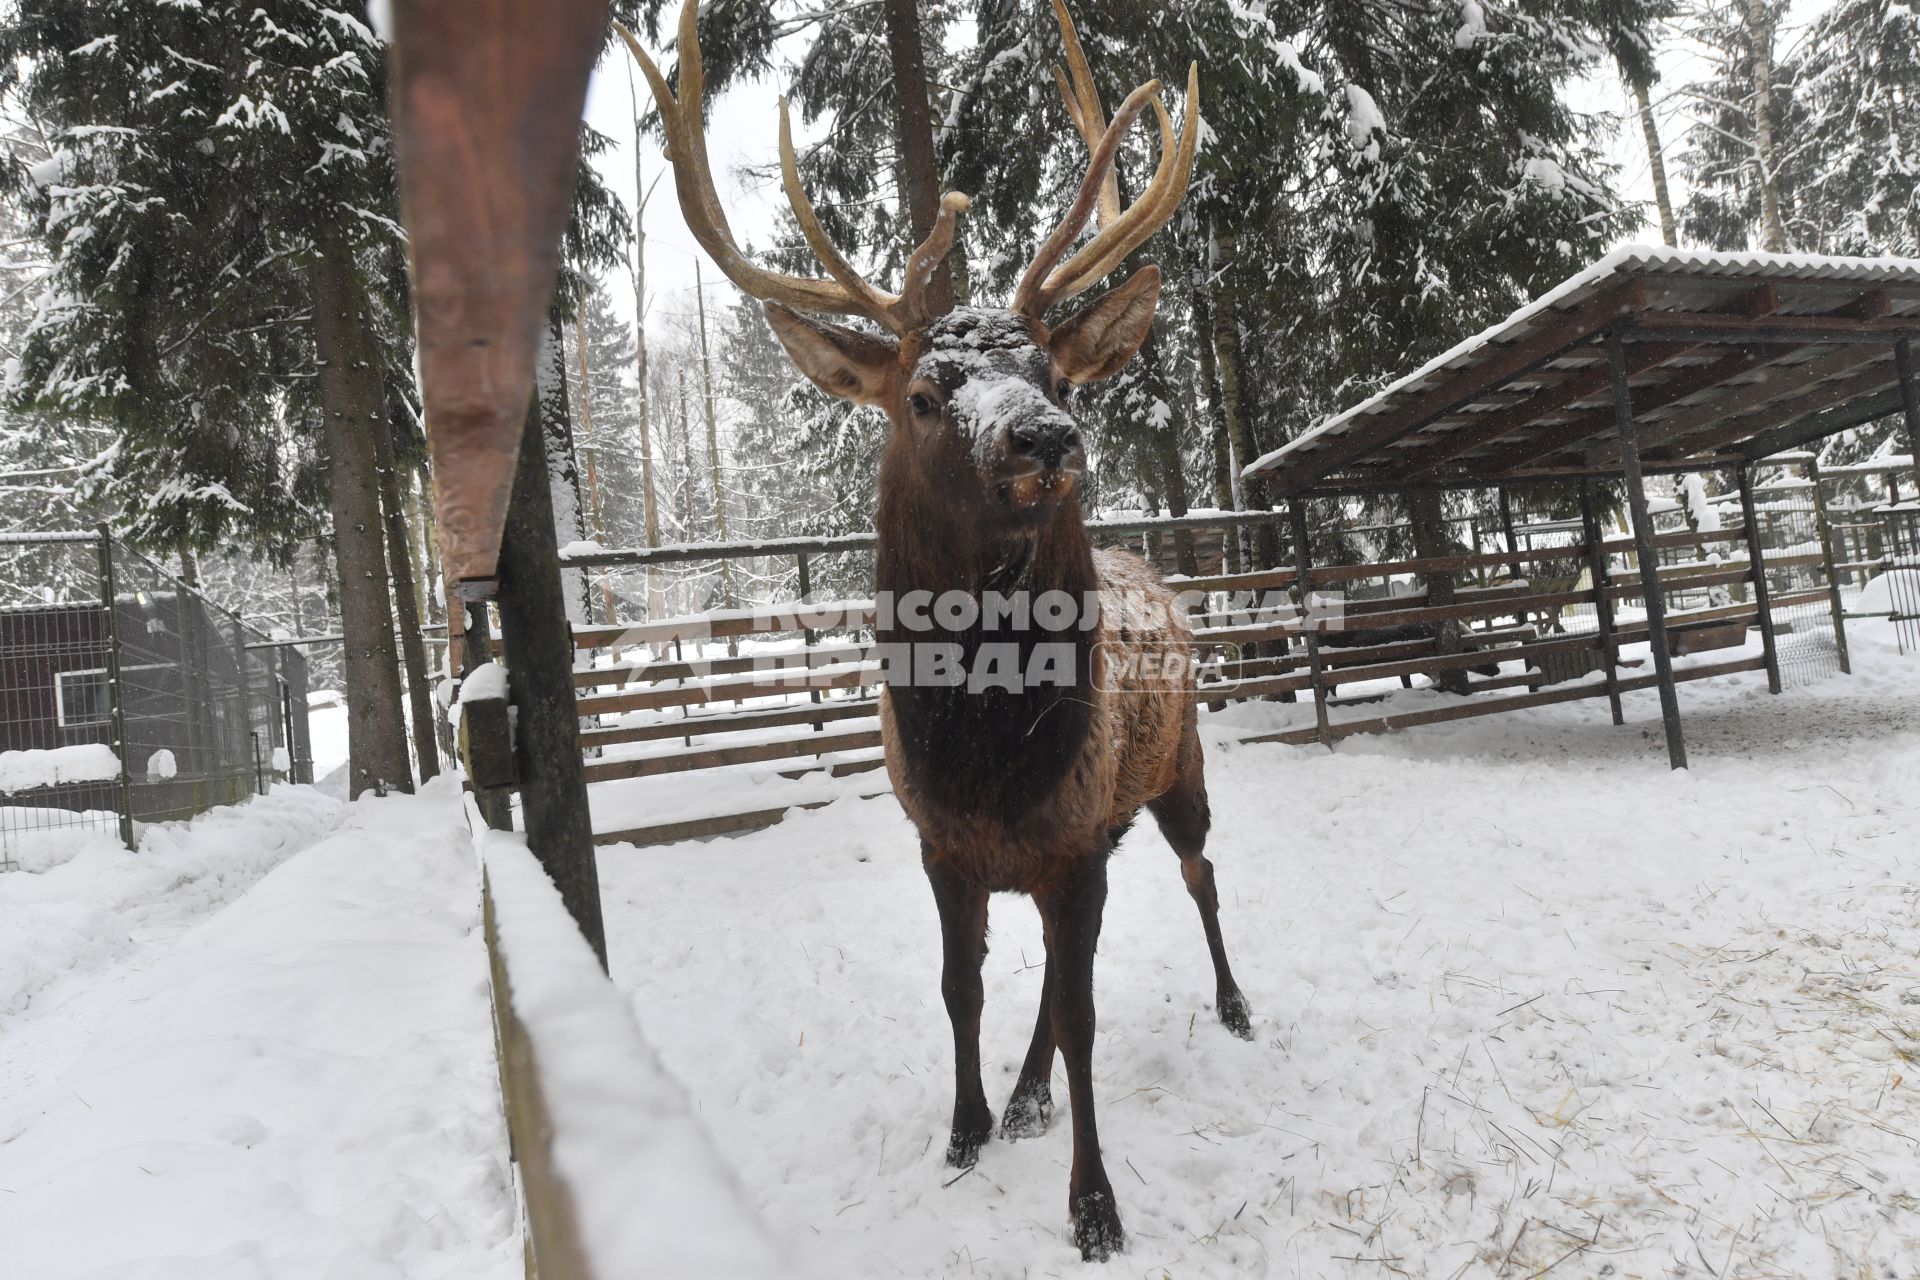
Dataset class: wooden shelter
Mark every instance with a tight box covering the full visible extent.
[1244,246,1920,769]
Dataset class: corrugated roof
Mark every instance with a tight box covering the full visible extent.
[1245,246,1920,481]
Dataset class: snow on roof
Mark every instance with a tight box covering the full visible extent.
[1245,245,1920,480]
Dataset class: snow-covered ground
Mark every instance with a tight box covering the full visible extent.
[4,624,1916,1278]
[600,620,1920,1278]
[0,778,515,1280]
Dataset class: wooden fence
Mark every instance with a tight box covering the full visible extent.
[560,506,1837,848]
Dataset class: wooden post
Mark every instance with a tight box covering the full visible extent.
[95,530,135,848]
[1735,462,1782,694]
[497,402,608,970]
[1805,455,1852,675]
[1609,331,1688,770]
[1288,500,1333,748]
[1896,337,1920,474]
[798,551,823,732]
[1577,481,1624,724]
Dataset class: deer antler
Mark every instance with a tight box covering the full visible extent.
[1014,1,1200,319]
[614,0,969,337]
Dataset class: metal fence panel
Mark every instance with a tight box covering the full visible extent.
[1,534,310,867]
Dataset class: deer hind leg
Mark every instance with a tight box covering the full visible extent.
[1147,721,1253,1040]
[1038,850,1125,1261]
[923,849,993,1168]
[1001,924,1056,1140]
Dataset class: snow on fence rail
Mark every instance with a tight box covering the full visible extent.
[0,743,120,794]
[475,816,783,1279]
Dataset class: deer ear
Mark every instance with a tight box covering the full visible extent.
[764,303,899,406]
[1048,266,1161,385]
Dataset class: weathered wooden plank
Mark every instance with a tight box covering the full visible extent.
[573,603,876,649]
[573,641,871,688]
[579,698,877,749]
[581,727,883,783]
[576,662,877,716]
[482,870,594,1280]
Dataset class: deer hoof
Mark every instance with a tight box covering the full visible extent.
[1219,988,1254,1040]
[945,1105,993,1168]
[1070,1187,1126,1261]
[1000,1083,1053,1140]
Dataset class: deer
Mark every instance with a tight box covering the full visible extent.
[621,1,1250,1260]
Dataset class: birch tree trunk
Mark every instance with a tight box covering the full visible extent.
[1747,0,1789,252]
[625,90,666,624]
[694,262,734,611]
[1630,71,1679,247]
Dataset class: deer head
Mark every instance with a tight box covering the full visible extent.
[617,0,1198,526]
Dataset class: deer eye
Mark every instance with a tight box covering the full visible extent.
[1055,377,1074,402]
[908,392,936,417]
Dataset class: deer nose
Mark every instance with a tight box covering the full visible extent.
[1008,421,1082,470]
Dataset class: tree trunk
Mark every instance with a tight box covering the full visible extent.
[1189,238,1238,572]
[572,307,617,625]
[625,106,667,623]
[1408,489,1469,694]
[882,0,953,314]
[694,261,735,610]
[373,415,440,783]
[536,319,591,625]
[309,248,412,796]
[176,536,200,588]
[408,466,444,627]
[1208,233,1280,570]
[1746,0,1788,252]
[1629,70,1678,247]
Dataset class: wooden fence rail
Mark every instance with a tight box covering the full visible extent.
[561,509,1820,847]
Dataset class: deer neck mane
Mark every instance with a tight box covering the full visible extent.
[872,443,1102,826]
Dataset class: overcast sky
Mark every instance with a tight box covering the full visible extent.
[583,5,1834,341]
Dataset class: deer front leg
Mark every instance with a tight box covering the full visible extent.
[1001,930,1055,1140]
[1039,850,1125,1261]
[923,849,992,1168]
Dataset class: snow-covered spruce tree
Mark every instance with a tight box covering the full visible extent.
[0,163,117,596]
[1795,0,1920,259]
[0,0,414,796]
[568,282,644,554]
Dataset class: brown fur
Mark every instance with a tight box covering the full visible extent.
[764,289,1248,1262]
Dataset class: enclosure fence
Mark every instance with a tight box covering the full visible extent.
[543,464,1859,849]
[1883,505,1920,654]
[1,532,311,868]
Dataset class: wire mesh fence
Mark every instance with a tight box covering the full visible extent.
[1752,460,1846,688]
[1,532,310,870]
[1881,505,1920,655]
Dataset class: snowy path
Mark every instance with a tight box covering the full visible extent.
[601,629,1920,1278]
[0,779,515,1280]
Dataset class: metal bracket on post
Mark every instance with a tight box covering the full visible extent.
[1288,500,1334,749]
[1609,331,1689,770]
[1735,462,1782,694]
